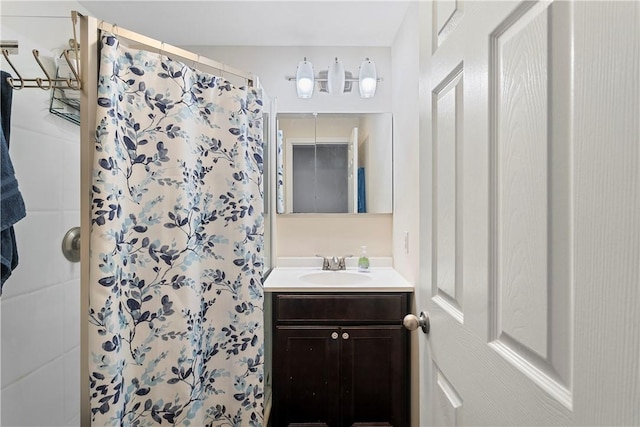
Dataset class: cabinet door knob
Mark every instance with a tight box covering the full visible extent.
[331,332,339,340]
[342,332,350,340]
[403,312,430,334]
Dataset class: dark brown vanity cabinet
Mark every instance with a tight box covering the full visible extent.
[272,293,409,427]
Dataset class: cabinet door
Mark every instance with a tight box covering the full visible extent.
[274,326,340,427]
[340,326,407,427]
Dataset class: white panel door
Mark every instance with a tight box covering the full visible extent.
[416,1,639,425]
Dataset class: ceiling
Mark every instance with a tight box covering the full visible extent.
[78,1,411,47]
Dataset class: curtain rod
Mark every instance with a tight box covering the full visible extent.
[73,11,254,86]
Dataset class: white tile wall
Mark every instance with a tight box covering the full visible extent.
[10,128,64,211]
[0,0,90,413]
[1,357,66,427]
[5,212,66,295]
[62,140,81,212]
[63,347,80,424]
[1,284,64,387]
[63,279,80,353]
[0,27,81,424]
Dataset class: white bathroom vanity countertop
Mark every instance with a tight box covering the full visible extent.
[263,266,414,293]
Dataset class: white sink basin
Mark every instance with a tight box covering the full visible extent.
[300,271,374,286]
[264,264,414,292]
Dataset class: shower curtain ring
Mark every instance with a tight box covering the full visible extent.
[159,42,165,57]
[193,54,200,70]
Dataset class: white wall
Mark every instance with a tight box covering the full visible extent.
[276,214,392,257]
[390,3,421,427]
[188,45,392,114]
[0,2,86,425]
[391,3,420,286]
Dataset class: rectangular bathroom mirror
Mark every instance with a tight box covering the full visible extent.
[276,113,392,214]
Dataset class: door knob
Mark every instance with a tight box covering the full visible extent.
[403,312,430,334]
[61,226,81,263]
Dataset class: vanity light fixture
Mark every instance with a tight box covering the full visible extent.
[327,57,346,95]
[288,57,382,99]
[358,58,377,98]
[295,57,314,98]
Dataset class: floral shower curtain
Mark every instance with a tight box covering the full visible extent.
[89,33,264,426]
[276,130,284,213]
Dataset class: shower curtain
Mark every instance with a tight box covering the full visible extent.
[276,130,284,213]
[89,33,264,426]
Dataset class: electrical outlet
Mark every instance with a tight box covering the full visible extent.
[404,231,409,254]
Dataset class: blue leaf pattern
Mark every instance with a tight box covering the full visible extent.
[90,32,264,426]
[276,130,285,213]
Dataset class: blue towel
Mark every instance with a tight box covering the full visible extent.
[1,70,26,291]
[357,167,366,213]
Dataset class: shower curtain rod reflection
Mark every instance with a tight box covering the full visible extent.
[73,11,255,86]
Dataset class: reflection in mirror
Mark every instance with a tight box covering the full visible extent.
[276,113,392,214]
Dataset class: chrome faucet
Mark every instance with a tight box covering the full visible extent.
[316,255,351,271]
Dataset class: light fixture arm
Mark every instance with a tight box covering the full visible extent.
[286,76,383,83]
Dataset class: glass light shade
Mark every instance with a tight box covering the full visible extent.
[358,58,377,98]
[296,58,314,98]
[327,57,346,95]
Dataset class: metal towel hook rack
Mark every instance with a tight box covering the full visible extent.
[32,49,55,90]
[0,11,81,91]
